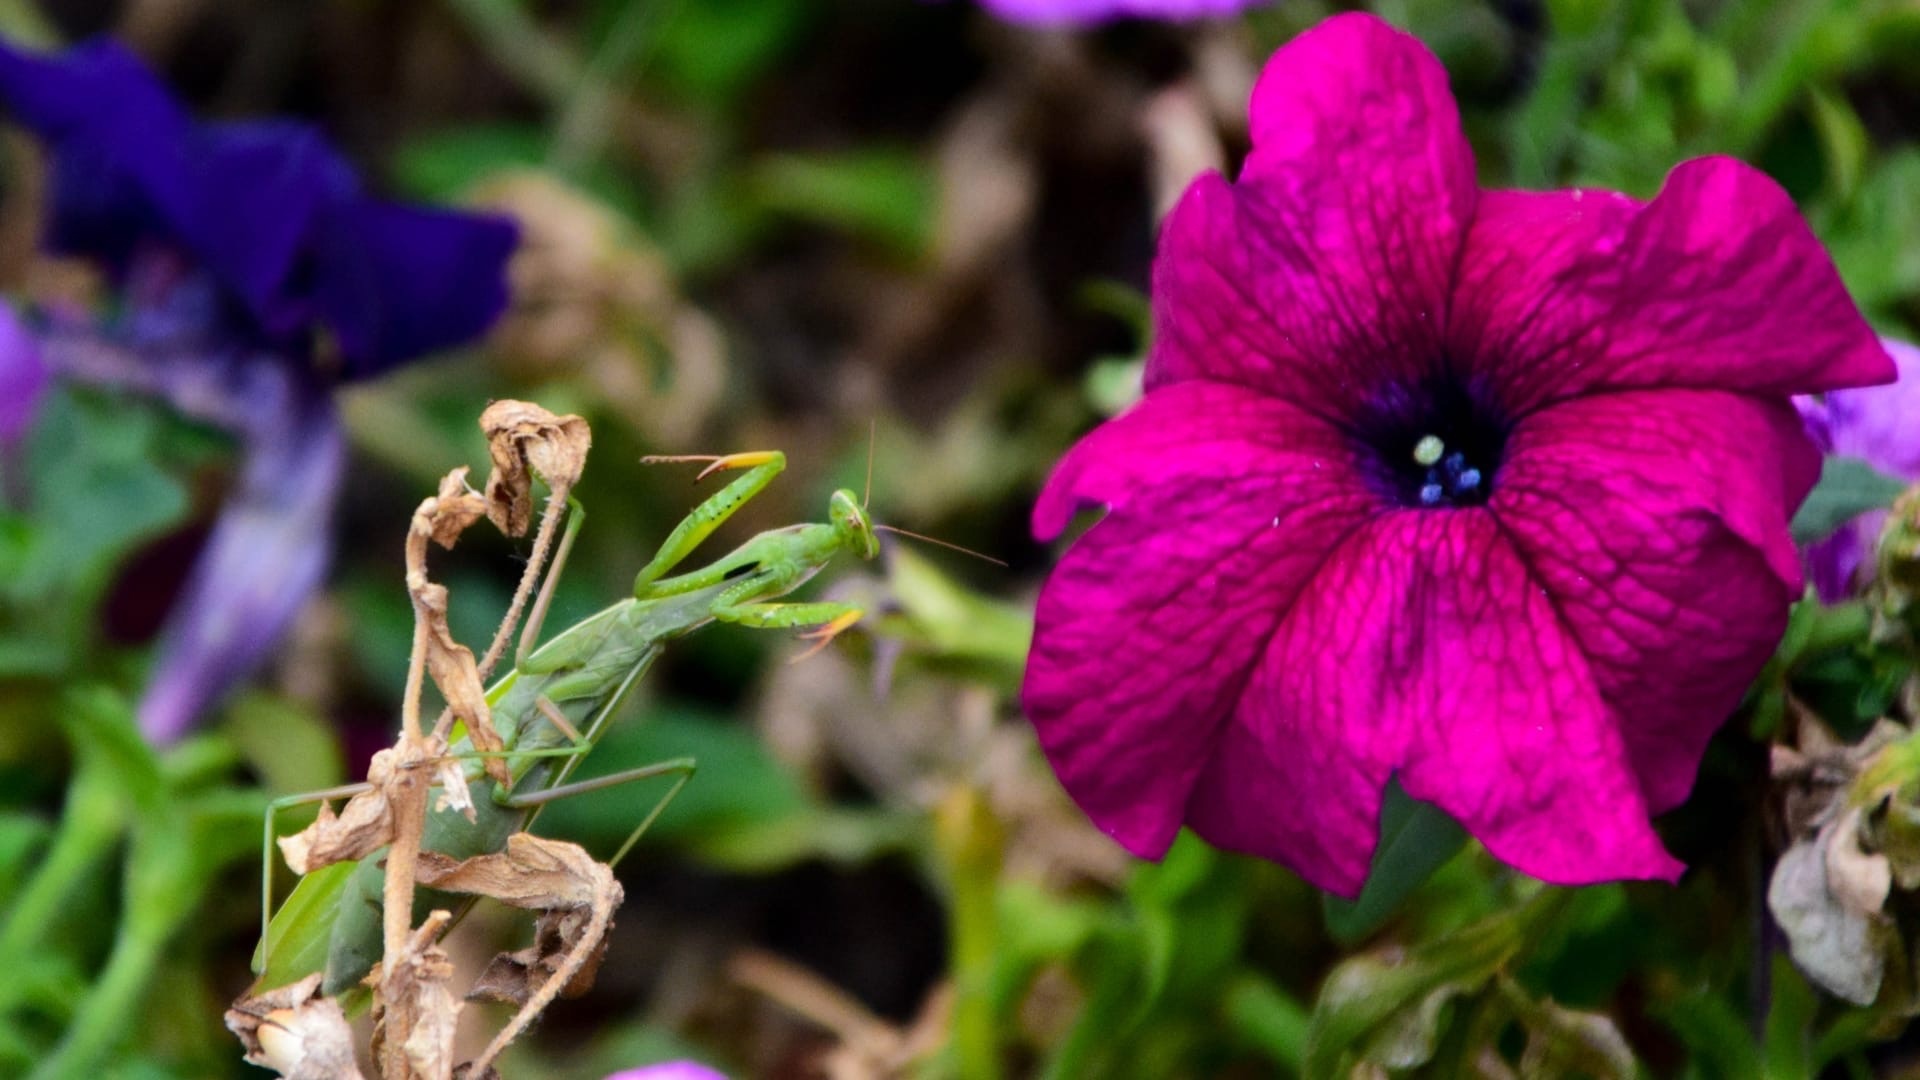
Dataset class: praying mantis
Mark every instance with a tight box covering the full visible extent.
[252,449,883,998]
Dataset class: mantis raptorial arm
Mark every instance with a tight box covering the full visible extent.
[632,452,788,593]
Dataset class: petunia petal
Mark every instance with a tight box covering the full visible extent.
[604,1064,729,1080]
[977,0,1267,25]
[1025,380,1378,859]
[1188,511,1682,896]
[1799,338,1920,599]
[1452,163,1893,418]
[137,366,345,744]
[1491,389,1813,809]
[0,38,516,374]
[0,303,46,441]
[310,198,520,379]
[1146,13,1475,415]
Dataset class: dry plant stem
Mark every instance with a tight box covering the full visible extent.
[380,744,432,978]
[731,948,901,1058]
[472,491,570,688]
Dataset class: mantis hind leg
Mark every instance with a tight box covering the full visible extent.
[499,756,697,868]
[633,452,786,595]
[258,782,375,968]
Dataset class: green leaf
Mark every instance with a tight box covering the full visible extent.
[1649,985,1766,1078]
[1323,781,1469,943]
[641,0,809,105]
[393,123,548,200]
[222,691,346,798]
[0,815,50,911]
[1307,890,1564,1078]
[1791,455,1908,544]
[533,705,810,849]
[6,390,190,640]
[743,149,937,259]
[253,860,359,986]
[1225,972,1310,1071]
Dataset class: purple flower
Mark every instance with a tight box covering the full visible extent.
[1797,338,1920,600]
[0,39,515,376]
[0,38,517,743]
[606,1064,729,1080]
[0,302,46,442]
[978,0,1268,25]
[1020,13,1893,897]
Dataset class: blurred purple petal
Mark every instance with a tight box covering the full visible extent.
[978,0,1268,24]
[605,1064,729,1080]
[0,303,47,441]
[1798,337,1920,600]
[137,364,344,744]
[311,199,521,380]
[0,37,518,374]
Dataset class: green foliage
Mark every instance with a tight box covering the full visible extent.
[17,0,1920,1074]
[1792,456,1910,545]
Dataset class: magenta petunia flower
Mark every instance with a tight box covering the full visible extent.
[1020,13,1895,896]
[605,1064,729,1080]
[977,0,1269,26]
[1797,338,1920,600]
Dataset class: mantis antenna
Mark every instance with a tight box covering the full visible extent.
[874,524,1009,567]
[863,418,876,509]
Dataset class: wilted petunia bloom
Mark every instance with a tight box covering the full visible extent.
[978,0,1269,25]
[1798,338,1920,600]
[1021,13,1894,896]
[0,38,517,744]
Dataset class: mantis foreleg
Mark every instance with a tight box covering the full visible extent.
[632,452,786,594]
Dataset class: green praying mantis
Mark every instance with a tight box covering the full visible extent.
[252,448,895,997]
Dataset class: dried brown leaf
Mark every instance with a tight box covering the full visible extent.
[479,400,590,536]
[374,911,462,1080]
[225,974,366,1080]
[433,757,477,822]
[414,581,509,786]
[421,834,623,1076]
[1827,806,1894,916]
[468,905,614,1007]
[278,751,398,874]
[414,832,608,911]
[423,468,489,550]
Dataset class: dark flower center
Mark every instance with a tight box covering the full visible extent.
[1352,373,1510,509]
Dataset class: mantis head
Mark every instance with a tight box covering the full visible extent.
[829,489,881,560]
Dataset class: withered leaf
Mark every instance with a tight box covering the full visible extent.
[278,750,398,874]
[420,468,489,551]
[414,581,509,786]
[479,400,591,536]
[433,757,477,822]
[225,974,366,1080]
[1770,822,1888,1005]
[414,832,611,911]
[424,834,624,1076]
[374,911,462,1080]
[468,905,615,1007]
[1826,806,1893,916]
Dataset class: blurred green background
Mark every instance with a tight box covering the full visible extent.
[5,0,1920,1075]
